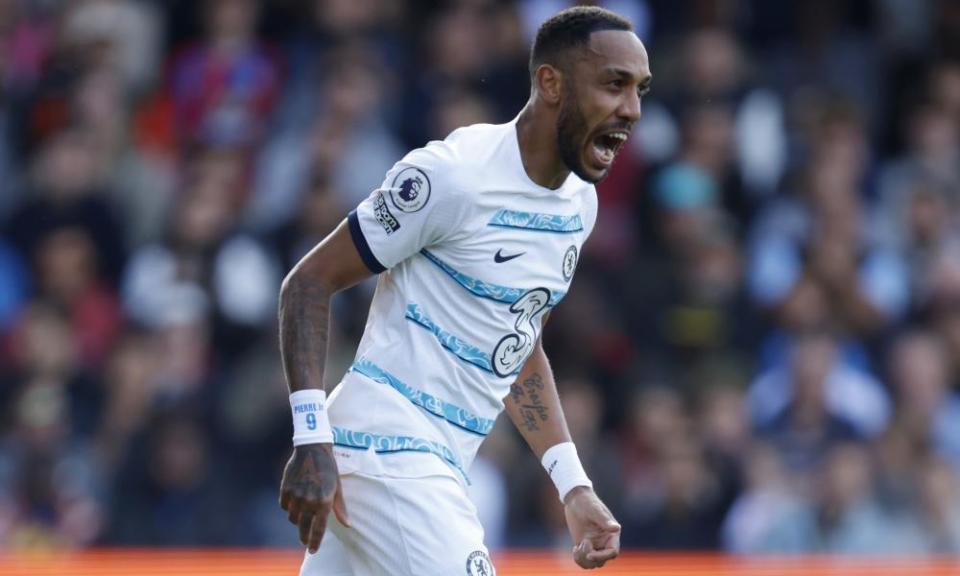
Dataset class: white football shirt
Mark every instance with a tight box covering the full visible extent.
[327,118,598,484]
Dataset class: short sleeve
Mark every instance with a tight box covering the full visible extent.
[348,143,466,273]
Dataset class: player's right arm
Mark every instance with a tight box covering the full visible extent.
[278,144,464,553]
[278,219,372,553]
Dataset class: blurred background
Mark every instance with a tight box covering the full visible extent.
[0,0,959,558]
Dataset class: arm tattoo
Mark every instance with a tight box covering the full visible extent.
[510,373,550,432]
[279,277,330,393]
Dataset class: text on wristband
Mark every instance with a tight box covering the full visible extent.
[294,403,322,414]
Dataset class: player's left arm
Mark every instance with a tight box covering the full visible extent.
[502,332,621,569]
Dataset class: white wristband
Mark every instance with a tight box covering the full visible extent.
[290,389,333,446]
[541,442,593,503]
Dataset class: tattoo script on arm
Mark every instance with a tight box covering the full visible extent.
[510,372,550,432]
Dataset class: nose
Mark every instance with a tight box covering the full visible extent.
[618,91,642,123]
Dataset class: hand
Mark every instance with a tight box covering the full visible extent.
[279,443,350,553]
[563,486,621,569]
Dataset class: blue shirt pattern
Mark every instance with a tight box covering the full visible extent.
[420,249,565,307]
[350,359,495,436]
[405,303,509,375]
[488,209,583,233]
[332,426,469,483]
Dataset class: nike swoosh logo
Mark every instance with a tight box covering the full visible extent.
[494,249,525,263]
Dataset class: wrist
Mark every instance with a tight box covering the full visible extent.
[562,484,593,506]
[290,389,334,446]
[295,442,333,452]
[541,441,593,503]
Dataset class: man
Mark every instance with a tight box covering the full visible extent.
[278,7,651,574]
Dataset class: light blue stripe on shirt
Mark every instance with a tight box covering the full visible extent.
[350,359,495,436]
[332,426,469,483]
[405,303,498,374]
[488,209,583,233]
[419,249,564,307]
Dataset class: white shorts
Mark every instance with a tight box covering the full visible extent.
[300,455,495,576]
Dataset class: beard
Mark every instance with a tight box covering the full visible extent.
[556,81,597,183]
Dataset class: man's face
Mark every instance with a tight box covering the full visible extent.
[557,30,651,183]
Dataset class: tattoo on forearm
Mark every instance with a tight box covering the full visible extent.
[511,373,549,432]
[279,278,330,393]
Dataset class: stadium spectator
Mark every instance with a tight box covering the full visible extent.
[619,385,690,523]
[0,303,106,548]
[721,442,804,553]
[60,0,163,96]
[911,454,960,553]
[169,0,279,148]
[749,330,889,474]
[70,61,177,248]
[728,442,920,553]
[32,227,123,369]
[748,106,909,343]
[4,129,127,284]
[887,330,960,467]
[123,146,279,358]
[106,409,240,545]
[929,61,960,122]
[935,305,960,386]
[250,42,402,230]
[695,381,750,514]
[623,432,726,549]
[633,167,752,384]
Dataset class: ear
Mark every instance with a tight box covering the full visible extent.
[534,64,564,106]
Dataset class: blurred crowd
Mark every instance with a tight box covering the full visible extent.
[1,0,960,555]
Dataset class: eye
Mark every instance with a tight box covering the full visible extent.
[608,79,624,89]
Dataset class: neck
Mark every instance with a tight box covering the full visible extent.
[516,99,570,189]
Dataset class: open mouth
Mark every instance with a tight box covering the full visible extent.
[591,131,629,168]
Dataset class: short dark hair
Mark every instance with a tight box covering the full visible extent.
[530,6,633,76]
